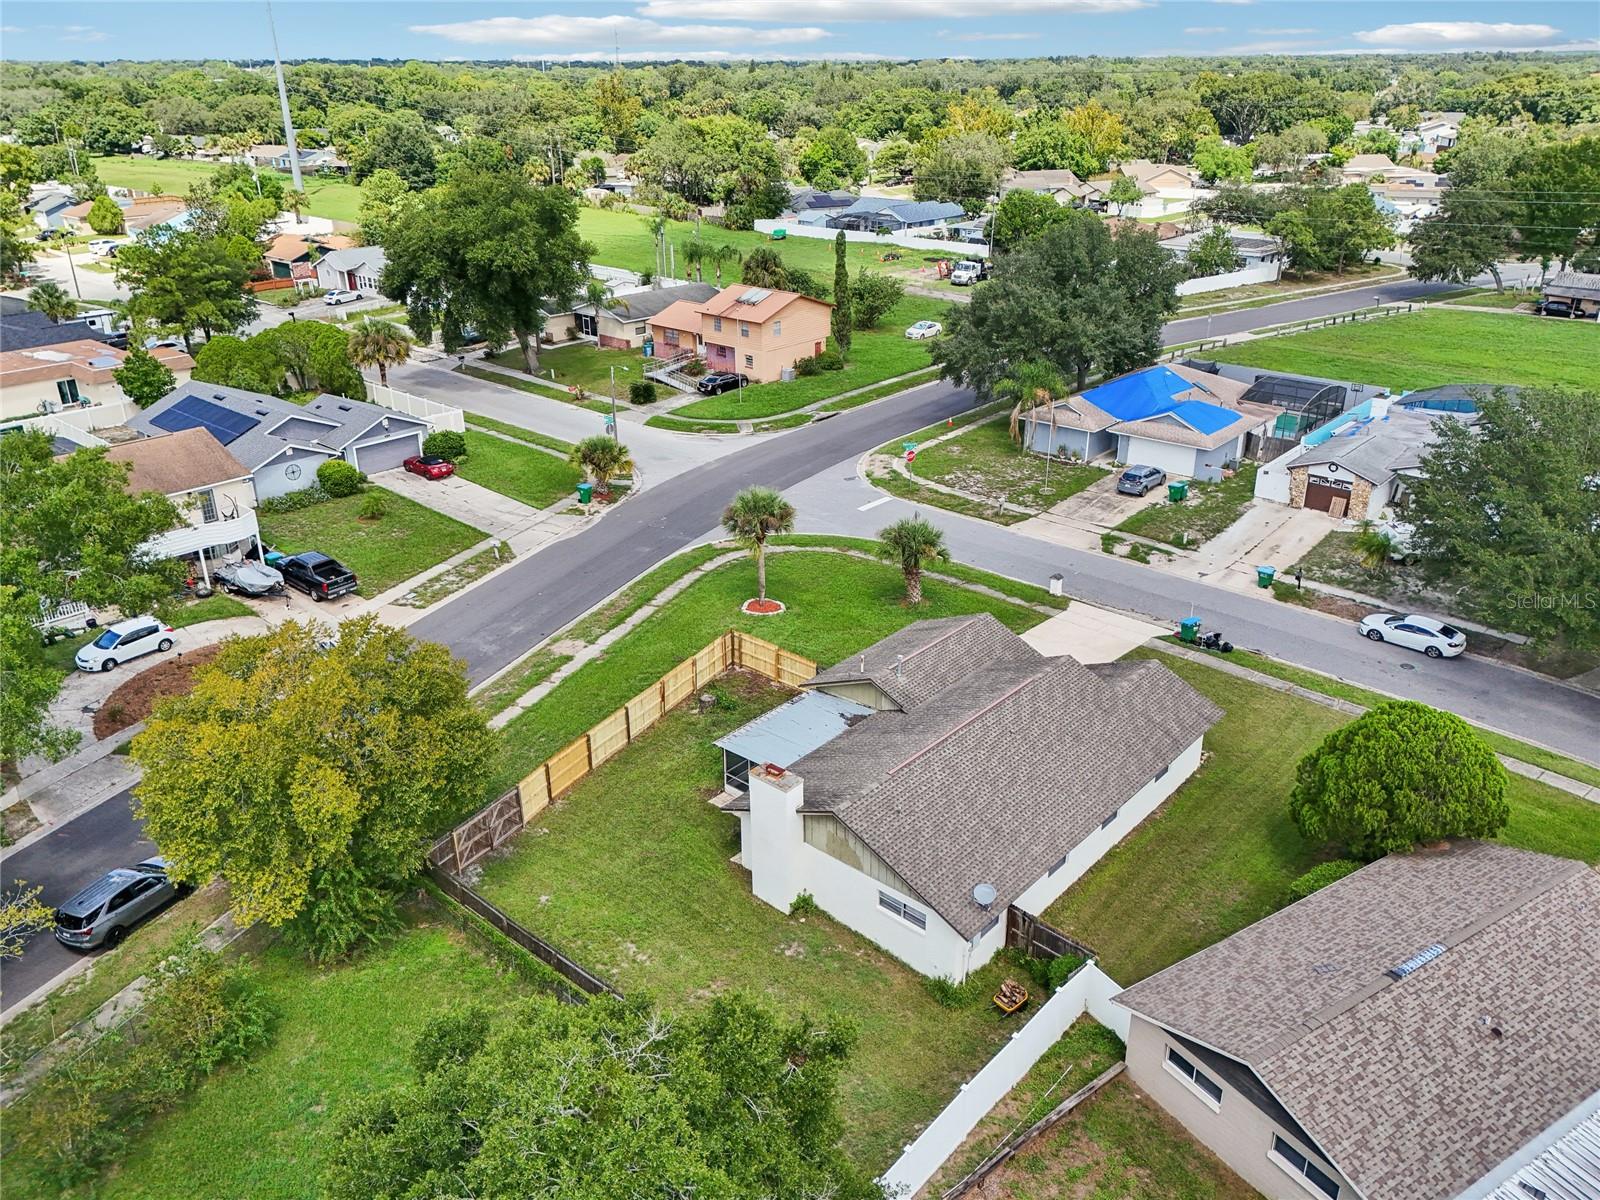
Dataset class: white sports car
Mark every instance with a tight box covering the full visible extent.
[1357,613,1466,659]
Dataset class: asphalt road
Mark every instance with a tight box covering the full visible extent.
[1,788,152,1013]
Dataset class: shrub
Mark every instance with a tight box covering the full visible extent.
[815,349,845,371]
[628,380,659,405]
[1046,953,1086,989]
[681,358,707,377]
[922,974,980,1008]
[1289,701,1510,859]
[411,1005,493,1077]
[260,484,331,513]
[794,354,822,377]
[423,430,468,462]
[788,891,820,917]
[1285,859,1363,904]
[317,459,364,498]
[357,491,388,520]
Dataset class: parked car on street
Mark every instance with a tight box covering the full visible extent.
[213,560,285,597]
[403,455,456,480]
[323,288,362,306]
[696,371,748,396]
[54,859,184,951]
[279,551,358,601]
[74,615,176,673]
[1357,612,1466,658]
[906,320,943,339]
[1116,465,1167,496]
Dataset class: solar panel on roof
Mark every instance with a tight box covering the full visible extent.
[737,287,772,304]
[149,395,260,446]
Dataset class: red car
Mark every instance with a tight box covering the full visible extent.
[403,455,455,480]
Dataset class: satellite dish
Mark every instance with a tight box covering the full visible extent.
[972,883,997,909]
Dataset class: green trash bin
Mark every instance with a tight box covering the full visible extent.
[1178,617,1202,644]
[1167,480,1188,503]
[1256,565,1277,589]
[577,482,594,504]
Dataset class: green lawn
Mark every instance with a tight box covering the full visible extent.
[458,364,615,414]
[909,419,1110,513]
[90,156,364,223]
[166,593,253,628]
[1115,463,1259,548]
[258,488,482,596]
[477,681,1022,1172]
[488,549,1047,794]
[461,414,574,455]
[816,366,942,413]
[454,430,582,510]
[1210,310,1599,391]
[490,340,645,396]
[1043,652,1600,983]
[669,295,948,420]
[93,918,533,1200]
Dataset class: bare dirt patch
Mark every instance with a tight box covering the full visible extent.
[93,645,222,738]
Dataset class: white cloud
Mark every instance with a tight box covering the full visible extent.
[639,0,1148,19]
[411,14,829,48]
[1184,26,1226,35]
[1353,21,1562,48]
[0,24,25,33]
[59,24,108,43]
[1214,37,1327,54]
[1211,0,1254,6]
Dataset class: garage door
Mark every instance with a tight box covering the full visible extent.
[1304,474,1353,513]
[353,433,421,474]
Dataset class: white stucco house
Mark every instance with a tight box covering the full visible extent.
[314,246,387,295]
[717,615,1221,982]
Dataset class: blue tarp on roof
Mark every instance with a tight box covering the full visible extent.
[1082,365,1244,433]
[1167,399,1240,436]
[715,690,871,768]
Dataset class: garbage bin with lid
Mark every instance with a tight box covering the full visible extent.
[1167,480,1188,503]
[1256,565,1277,589]
[1178,617,1203,644]
[263,550,284,566]
[577,482,594,504]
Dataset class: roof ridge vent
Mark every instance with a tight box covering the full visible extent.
[1387,942,1446,980]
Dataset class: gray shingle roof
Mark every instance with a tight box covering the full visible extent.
[599,282,719,322]
[1116,842,1600,1200]
[798,616,1222,937]
[1291,406,1468,484]
[0,297,114,352]
[1545,271,1600,301]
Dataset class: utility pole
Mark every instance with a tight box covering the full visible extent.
[267,1,303,193]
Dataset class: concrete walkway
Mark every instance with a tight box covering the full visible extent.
[1019,603,1167,664]
[373,465,548,540]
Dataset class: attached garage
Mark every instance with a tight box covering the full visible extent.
[1303,471,1355,515]
[350,431,423,474]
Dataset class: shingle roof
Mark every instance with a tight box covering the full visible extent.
[797,616,1222,937]
[1291,405,1467,484]
[1545,271,1600,301]
[0,297,114,351]
[106,427,250,495]
[697,284,828,324]
[599,282,719,321]
[1116,842,1600,1200]
[834,197,965,224]
[648,298,705,334]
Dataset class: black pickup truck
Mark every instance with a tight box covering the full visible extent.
[278,552,359,601]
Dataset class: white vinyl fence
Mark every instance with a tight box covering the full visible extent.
[1176,261,1282,296]
[879,962,1130,1197]
[753,220,983,255]
[361,380,465,432]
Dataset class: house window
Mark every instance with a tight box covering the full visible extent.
[713,316,722,332]
[1100,806,1121,830]
[1270,1136,1340,1200]
[878,891,926,930]
[739,322,750,338]
[772,320,781,335]
[664,330,679,345]
[196,489,218,523]
[1165,1047,1222,1107]
[56,378,82,406]
[744,354,753,368]
[634,325,646,335]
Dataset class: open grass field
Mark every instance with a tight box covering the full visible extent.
[1115,463,1259,548]
[1043,651,1600,984]
[90,156,364,223]
[489,340,645,396]
[258,487,481,596]
[670,294,948,420]
[454,429,581,510]
[487,549,1047,795]
[909,419,1110,513]
[93,917,532,1200]
[1209,309,1599,391]
[477,679,1023,1173]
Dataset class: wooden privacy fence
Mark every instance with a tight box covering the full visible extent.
[436,629,817,877]
[1006,907,1096,964]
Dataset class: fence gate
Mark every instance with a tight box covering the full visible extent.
[1006,907,1096,963]
[450,788,524,873]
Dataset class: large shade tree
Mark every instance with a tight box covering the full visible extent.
[383,168,590,372]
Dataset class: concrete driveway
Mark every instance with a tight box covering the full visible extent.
[1020,603,1168,663]
[1014,473,1163,548]
[372,465,534,539]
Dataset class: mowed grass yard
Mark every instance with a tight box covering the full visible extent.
[1210,309,1599,391]
[477,679,1023,1173]
[1116,463,1259,548]
[1043,652,1600,984]
[488,339,645,395]
[259,488,482,596]
[93,917,533,1200]
[90,156,364,222]
[909,419,1110,512]
[454,430,581,510]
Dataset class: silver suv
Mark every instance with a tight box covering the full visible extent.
[1116,465,1167,496]
[53,859,183,951]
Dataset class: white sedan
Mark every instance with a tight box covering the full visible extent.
[1357,613,1466,659]
[905,320,943,340]
[323,289,362,306]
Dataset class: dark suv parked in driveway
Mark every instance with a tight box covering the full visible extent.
[279,552,358,601]
[54,859,184,951]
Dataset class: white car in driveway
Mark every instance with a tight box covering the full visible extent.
[75,615,177,672]
[906,320,943,339]
[1357,613,1466,659]
[323,289,362,306]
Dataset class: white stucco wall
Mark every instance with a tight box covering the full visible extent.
[1175,261,1282,296]
[1119,434,1202,478]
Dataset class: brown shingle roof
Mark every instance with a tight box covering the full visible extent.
[1116,842,1600,1200]
[697,284,829,324]
[805,614,1038,710]
[107,427,251,495]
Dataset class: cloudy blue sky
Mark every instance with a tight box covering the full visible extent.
[3,0,1597,62]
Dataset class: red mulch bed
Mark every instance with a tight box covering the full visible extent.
[93,645,222,739]
[740,598,786,615]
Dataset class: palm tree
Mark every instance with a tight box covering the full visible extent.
[876,517,950,606]
[739,247,788,290]
[1352,520,1397,569]
[709,243,742,285]
[569,435,634,496]
[347,318,413,387]
[721,486,796,605]
[26,281,77,325]
[995,360,1067,451]
[680,236,708,282]
[285,189,309,221]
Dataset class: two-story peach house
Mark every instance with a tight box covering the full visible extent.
[651,285,833,383]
